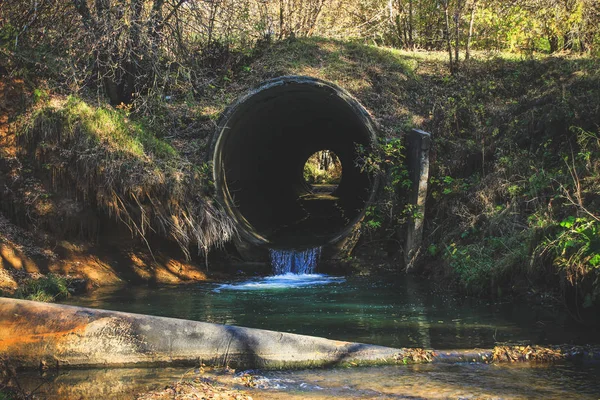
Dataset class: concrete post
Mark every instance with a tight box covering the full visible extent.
[404,129,431,271]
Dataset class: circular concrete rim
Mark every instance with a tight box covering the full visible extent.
[210,75,380,249]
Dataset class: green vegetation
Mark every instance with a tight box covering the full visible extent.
[61,97,176,160]
[303,151,342,185]
[12,96,236,260]
[0,391,15,400]
[13,274,70,302]
[357,137,412,235]
[421,56,600,304]
[443,234,529,294]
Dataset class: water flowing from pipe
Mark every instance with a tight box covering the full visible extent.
[215,247,343,291]
[269,247,321,275]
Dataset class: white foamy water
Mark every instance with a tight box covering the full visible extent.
[214,273,344,291]
[214,247,344,291]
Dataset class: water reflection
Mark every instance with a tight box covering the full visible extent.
[255,363,600,399]
[63,274,597,349]
[16,362,600,400]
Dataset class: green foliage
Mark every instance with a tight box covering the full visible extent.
[427,244,438,257]
[356,137,412,234]
[356,137,405,176]
[0,390,15,400]
[2,0,599,308]
[541,216,600,301]
[363,205,383,232]
[444,234,528,294]
[303,150,342,185]
[14,274,70,302]
[423,51,600,306]
[32,88,49,105]
[429,175,470,199]
[0,22,18,46]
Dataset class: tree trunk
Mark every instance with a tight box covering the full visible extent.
[408,0,414,49]
[465,0,477,60]
[394,15,404,47]
[443,1,454,73]
[149,0,165,43]
[279,0,285,39]
[454,0,462,66]
[549,35,559,53]
[124,0,143,104]
[94,0,121,105]
[307,0,327,36]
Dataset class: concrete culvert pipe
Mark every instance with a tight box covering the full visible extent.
[211,76,378,251]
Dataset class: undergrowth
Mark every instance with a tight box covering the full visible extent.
[421,54,600,307]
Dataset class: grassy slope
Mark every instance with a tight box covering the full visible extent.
[16,95,235,258]
[0,89,235,291]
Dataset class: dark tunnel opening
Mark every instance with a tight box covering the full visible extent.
[211,76,378,250]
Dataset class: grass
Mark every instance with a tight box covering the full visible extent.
[62,97,177,160]
[13,274,70,302]
[0,391,15,400]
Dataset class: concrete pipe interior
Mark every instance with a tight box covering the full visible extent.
[212,76,377,250]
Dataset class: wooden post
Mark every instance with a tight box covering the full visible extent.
[404,129,431,271]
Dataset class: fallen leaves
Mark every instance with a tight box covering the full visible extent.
[393,348,435,364]
[492,345,564,363]
[136,379,252,400]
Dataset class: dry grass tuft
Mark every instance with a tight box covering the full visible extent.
[18,97,236,259]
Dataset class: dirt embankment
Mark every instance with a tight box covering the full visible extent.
[0,78,236,293]
[0,211,217,293]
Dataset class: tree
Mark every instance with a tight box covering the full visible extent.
[465,0,477,60]
[70,0,186,105]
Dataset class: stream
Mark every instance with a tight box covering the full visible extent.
[34,256,600,399]
[63,273,596,349]
[16,362,600,399]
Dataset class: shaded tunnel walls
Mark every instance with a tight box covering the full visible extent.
[211,76,378,253]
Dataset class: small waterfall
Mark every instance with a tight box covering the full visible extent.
[269,247,321,275]
[214,246,342,291]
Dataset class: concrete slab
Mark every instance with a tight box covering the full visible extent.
[0,297,405,370]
